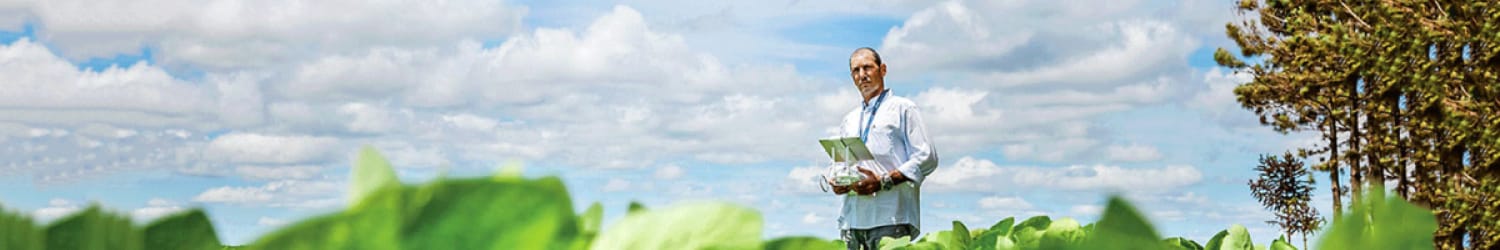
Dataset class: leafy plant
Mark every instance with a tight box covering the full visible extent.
[0,148,1443,250]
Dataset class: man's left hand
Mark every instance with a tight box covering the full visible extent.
[852,168,881,195]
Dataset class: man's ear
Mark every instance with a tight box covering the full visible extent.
[878,63,887,76]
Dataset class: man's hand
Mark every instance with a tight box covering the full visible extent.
[852,168,881,195]
[829,179,850,195]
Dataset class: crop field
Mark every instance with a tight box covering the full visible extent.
[0,148,1437,250]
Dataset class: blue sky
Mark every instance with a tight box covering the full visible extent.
[0,0,1325,245]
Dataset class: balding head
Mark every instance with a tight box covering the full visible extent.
[849,47,887,103]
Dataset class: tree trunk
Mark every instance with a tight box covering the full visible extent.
[1327,117,1343,219]
[1349,77,1364,204]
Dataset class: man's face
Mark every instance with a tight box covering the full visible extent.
[849,51,886,102]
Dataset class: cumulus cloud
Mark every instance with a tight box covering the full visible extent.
[925,156,1202,193]
[32,198,80,222]
[0,39,216,127]
[654,164,685,180]
[202,133,341,165]
[601,178,632,192]
[1,0,524,69]
[257,216,289,227]
[131,198,185,223]
[234,165,324,181]
[978,196,1034,210]
[193,179,344,209]
[1105,143,1164,162]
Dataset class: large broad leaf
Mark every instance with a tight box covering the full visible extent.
[1009,216,1051,249]
[245,212,352,249]
[973,217,1016,250]
[248,187,402,250]
[1163,237,1204,250]
[988,217,1016,236]
[252,148,406,250]
[764,236,843,250]
[1204,230,1229,250]
[590,202,762,250]
[627,201,647,214]
[1317,189,1436,250]
[143,209,223,250]
[350,146,400,205]
[1039,217,1084,250]
[1081,196,1163,250]
[877,236,912,250]
[401,177,579,250]
[1,205,44,250]
[45,204,142,250]
[1268,236,1296,250]
[974,229,1016,250]
[940,220,972,249]
[572,202,604,250]
[1204,224,1253,250]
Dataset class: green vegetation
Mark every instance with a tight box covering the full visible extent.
[1217,1,1499,248]
[0,148,1442,249]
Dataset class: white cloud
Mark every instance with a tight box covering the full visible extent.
[802,211,828,225]
[337,102,403,134]
[32,198,80,222]
[0,39,217,127]
[235,165,324,181]
[257,216,288,227]
[1191,67,1255,124]
[654,164,684,180]
[2,0,524,69]
[131,198,185,223]
[785,165,829,193]
[202,133,340,165]
[977,196,1034,210]
[979,20,1196,87]
[441,113,500,133]
[1069,204,1103,216]
[926,156,1202,192]
[1105,143,1163,162]
[601,178,632,192]
[192,180,344,209]
[881,1,1034,71]
[193,186,273,204]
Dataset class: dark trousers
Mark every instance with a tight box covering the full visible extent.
[840,224,917,250]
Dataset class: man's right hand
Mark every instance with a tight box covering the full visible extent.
[829,179,850,195]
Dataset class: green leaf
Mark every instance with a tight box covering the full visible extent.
[1268,236,1296,250]
[1203,224,1252,250]
[45,204,142,250]
[1009,215,1051,249]
[627,201,647,214]
[1317,189,1436,250]
[245,211,352,249]
[1081,196,1163,250]
[988,217,1015,236]
[1163,237,1205,250]
[350,146,399,205]
[877,236,912,250]
[571,202,604,250]
[1204,230,1229,249]
[590,202,762,250]
[579,202,603,235]
[946,220,971,249]
[1,205,44,250]
[144,209,223,250]
[1013,215,1052,233]
[402,177,579,250]
[1039,217,1084,250]
[764,236,843,250]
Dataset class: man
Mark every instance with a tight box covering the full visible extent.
[827,47,939,250]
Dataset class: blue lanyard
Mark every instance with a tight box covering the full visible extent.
[860,90,888,142]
